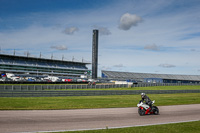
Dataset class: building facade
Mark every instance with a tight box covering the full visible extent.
[0,54,91,80]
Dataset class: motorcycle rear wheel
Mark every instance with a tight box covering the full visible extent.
[138,108,145,116]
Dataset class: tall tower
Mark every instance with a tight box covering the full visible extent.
[92,29,99,79]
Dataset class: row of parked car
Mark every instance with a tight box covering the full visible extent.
[0,73,93,83]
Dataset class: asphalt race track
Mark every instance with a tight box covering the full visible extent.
[0,104,200,133]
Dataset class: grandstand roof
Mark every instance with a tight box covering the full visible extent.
[102,70,200,81]
[0,53,91,65]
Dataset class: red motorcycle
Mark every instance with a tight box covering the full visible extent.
[137,100,159,116]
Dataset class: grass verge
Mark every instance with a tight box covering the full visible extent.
[61,121,200,133]
[0,93,200,110]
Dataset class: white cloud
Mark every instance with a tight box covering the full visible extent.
[100,66,111,70]
[144,44,160,51]
[51,45,68,50]
[113,64,124,68]
[159,64,176,68]
[118,13,143,30]
[98,27,111,36]
[62,27,79,35]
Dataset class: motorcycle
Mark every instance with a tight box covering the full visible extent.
[137,100,159,116]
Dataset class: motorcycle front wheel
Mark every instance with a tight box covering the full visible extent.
[152,106,159,115]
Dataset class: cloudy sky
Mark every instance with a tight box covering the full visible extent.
[0,0,200,76]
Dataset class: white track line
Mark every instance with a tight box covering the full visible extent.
[19,119,200,133]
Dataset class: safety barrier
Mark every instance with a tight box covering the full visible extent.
[0,83,199,91]
[0,84,128,91]
[0,83,200,97]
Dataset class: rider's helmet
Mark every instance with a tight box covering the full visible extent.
[141,93,146,98]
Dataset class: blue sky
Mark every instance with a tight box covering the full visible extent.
[0,0,200,76]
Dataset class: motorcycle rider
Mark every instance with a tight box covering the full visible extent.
[140,93,152,111]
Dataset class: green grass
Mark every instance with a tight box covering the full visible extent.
[0,93,200,110]
[61,121,200,133]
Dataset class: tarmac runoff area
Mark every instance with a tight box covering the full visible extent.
[0,104,200,133]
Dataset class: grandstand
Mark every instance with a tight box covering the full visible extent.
[102,70,200,84]
[0,53,91,80]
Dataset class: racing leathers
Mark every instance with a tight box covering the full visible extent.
[141,95,152,110]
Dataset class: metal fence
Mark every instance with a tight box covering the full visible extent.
[0,84,128,91]
[0,90,200,97]
[0,83,200,97]
[0,83,200,91]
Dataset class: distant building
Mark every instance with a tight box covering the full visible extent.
[102,70,200,84]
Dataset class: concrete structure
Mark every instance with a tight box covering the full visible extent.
[92,29,99,79]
